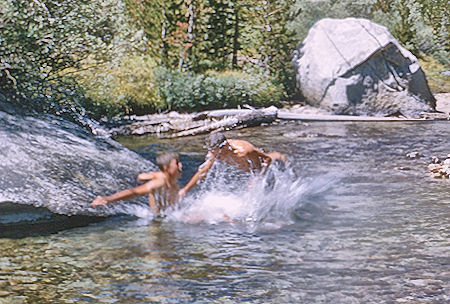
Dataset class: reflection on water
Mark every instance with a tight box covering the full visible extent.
[1,122,450,303]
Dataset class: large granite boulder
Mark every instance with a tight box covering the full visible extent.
[292,18,436,117]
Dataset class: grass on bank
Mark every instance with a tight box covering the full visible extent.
[419,55,450,94]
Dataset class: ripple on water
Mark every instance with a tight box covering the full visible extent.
[1,121,449,303]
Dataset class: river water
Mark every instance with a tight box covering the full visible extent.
[1,120,449,303]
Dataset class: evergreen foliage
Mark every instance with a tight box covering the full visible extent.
[124,0,296,91]
[1,0,448,122]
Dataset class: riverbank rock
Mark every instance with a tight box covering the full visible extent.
[0,108,157,219]
[428,156,450,179]
[292,18,436,117]
[435,93,450,114]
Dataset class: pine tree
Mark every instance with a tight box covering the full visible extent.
[125,0,196,70]
[244,0,297,95]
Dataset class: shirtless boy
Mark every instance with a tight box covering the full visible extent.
[179,132,285,197]
[91,152,182,216]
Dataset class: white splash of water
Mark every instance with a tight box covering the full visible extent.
[119,203,154,219]
[100,162,337,231]
[169,191,247,225]
[167,164,336,229]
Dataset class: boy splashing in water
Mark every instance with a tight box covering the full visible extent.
[179,132,286,198]
[91,152,182,216]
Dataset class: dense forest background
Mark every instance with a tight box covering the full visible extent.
[0,0,448,123]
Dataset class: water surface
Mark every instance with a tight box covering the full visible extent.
[1,121,449,303]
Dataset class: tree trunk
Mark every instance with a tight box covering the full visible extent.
[232,5,239,69]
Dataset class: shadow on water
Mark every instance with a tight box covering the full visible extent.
[0,202,107,239]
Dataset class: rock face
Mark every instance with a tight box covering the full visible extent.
[0,107,157,218]
[292,18,436,117]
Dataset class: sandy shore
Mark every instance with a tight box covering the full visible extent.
[435,93,450,114]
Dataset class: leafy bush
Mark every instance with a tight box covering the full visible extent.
[0,0,140,122]
[419,55,450,93]
[155,69,284,112]
[77,55,162,119]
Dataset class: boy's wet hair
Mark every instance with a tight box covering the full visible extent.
[156,152,179,170]
[205,131,227,150]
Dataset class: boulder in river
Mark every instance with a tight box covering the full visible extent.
[292,18,436,117]
[0,106,158,237]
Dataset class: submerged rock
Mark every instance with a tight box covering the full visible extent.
[406,152,421,159]
[292,18,435,117]
[0,202,105,239]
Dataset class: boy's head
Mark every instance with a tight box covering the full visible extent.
[156,152,180,170]
[205,131,227,151]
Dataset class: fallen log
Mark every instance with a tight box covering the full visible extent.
[166,116,239,138]
[108,107,277,137]
[106,105,448,138]
[166,109,277,138]
[200,109,254,119]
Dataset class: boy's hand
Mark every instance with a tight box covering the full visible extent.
[137,173,147,183]
[178,188,187,199]
[91,196,108,207]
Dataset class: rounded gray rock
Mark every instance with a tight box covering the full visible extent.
[292,18,436,117]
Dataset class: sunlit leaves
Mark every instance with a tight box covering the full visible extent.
[0,0,136,116]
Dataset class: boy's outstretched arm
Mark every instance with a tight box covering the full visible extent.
[91,178,165,207]
[179,156,215,198]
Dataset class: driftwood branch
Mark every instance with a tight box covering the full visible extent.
[108,107,277,137]
[167,109,276,138]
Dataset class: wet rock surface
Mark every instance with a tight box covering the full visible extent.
[428,155,450,178]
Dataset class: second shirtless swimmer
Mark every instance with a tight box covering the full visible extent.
[179,132,286,198]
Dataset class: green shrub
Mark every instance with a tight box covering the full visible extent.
[0,0,137,122]
[77,55,162,118]
[77,61,283,118]
[155,69,284,112]
[419,55,450,94]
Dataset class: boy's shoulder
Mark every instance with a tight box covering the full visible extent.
[228,139,255,150]
[141,171,166,182]
[152,171,166,179]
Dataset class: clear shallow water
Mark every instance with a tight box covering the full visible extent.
[1,121,450,303]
